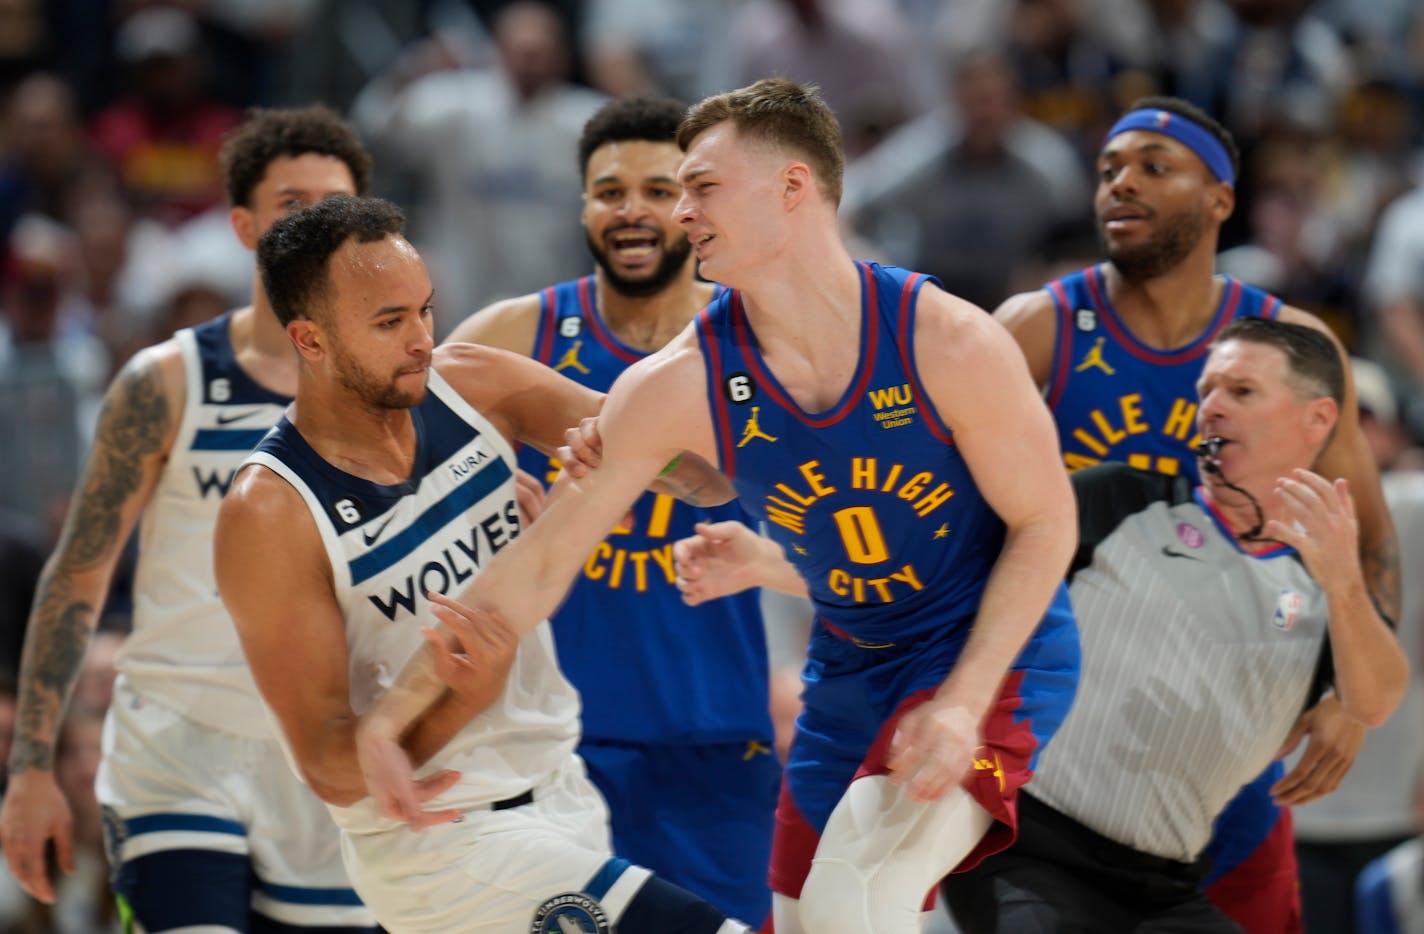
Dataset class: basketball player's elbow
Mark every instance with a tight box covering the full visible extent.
[292,733,366,807]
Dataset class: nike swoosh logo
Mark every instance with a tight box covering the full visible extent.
[1161,545,1204,561]
[363,515,395,547]
[216,409,263,425]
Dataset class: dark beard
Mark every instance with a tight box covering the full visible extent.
[332,343,428,410]
[1098,206,1206,283]
[586,229,694,298]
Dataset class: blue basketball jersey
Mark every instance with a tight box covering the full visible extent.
[523,276,771,744]
[1045,264,1281,481]
[694,262,1005,648]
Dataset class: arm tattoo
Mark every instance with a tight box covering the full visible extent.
[65,359,170,565]
[10,575,93,773]
[658,477,713,507]
[8,358,170,775]
[1362,532,1401,625]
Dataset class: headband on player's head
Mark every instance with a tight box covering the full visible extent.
[1103,109,1235,187]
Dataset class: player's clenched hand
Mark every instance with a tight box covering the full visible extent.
[0,770,75,904]
[426,593,520,713]
[354,725,462,830]
[885,699,979,803]
[514,468,547,526]
[1272,693,1366,806]
[673,521,764,605]
[556,416,602,479]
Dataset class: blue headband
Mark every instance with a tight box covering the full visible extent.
[1104,109,1234,186]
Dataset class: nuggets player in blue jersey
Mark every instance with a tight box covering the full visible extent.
[445,97,778,926]
[357,79,1081,934]
[985,97,1400,933]
[0,108,379,931]
[216,195,753,934]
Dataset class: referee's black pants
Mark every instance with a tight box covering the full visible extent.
[942,792,1244,933]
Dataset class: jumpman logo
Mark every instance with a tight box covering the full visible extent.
[554,340,591,375]
[737,406,778,447]
[743,740,771,761]
[1075,337,1115,375]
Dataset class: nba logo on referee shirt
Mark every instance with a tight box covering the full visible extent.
[530,892,610,933]
[1272,590,1302,631]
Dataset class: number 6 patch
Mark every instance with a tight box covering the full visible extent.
[724,372,755,405]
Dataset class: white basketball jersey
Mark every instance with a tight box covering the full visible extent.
[118,312,289,738]
[244,368,581,833]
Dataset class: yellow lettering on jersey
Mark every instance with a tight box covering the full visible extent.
[833,506,890,564]
[1120,393,1149,434]
[584,543,611,580]
[898,472,956,517]
[773,483,817,507]
[1126,453,1182,475]
[910,482,954,517]
[827,563,925,603]
[583,542,676,592]
[851,457,876,489]
[1090,409,1127,446]
[798,460,837,498]
[849,459,954,517]
[645,493,675,539]
[1162,397,1198,441]
[1063,452,1102,471]
[766,504,806,535]
[868,384,913,409]
[764,460,836,533]
[1071,428,1109,456]
[648,544,675,583]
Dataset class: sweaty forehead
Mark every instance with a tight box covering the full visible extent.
[330,236,426,293]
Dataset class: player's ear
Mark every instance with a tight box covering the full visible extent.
[1304,396,1338,449]
[288,318,323,362]
[231,206,258,250]
[783,162,811,210]
[1208,180,1234,224]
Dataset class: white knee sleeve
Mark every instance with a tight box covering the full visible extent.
[794,776,995,934]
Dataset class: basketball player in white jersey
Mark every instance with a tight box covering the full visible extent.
[0,107,378,931]
[215,194,750,934]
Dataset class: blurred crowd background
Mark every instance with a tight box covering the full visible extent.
[0,0,1422,930]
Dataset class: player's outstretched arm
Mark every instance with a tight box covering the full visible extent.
[886,288,1078,803]
[0,346,184,904]
[557,414,735,506]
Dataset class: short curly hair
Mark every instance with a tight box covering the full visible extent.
[220,105,374,208]
[577,96,687,178]
[257,195,405,327]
